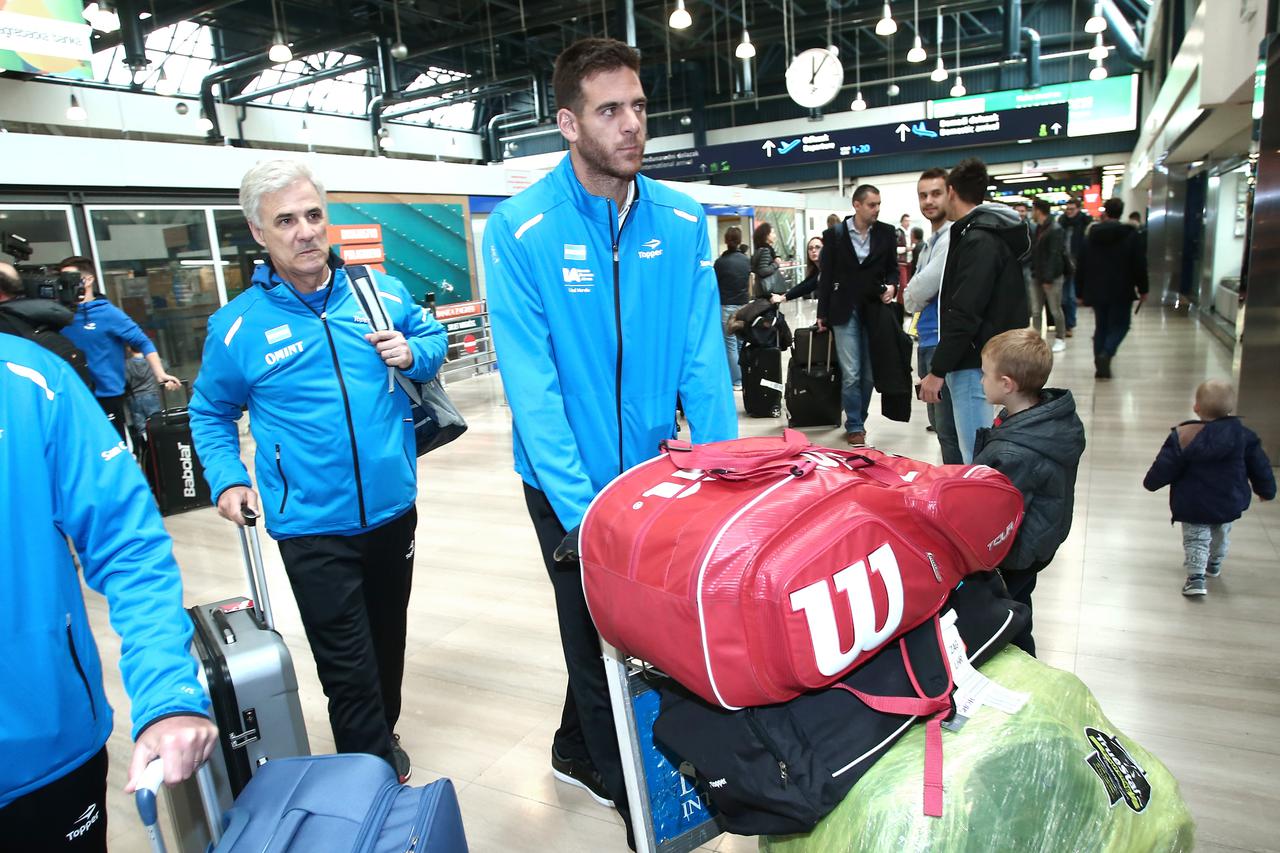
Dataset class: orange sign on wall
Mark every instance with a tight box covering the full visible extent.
[340,244,387,264]
[327,224,383,245]
[435,300,485,321]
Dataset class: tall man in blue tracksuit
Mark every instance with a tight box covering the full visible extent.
[58,256,181,439]
[484,39,736,846]
[189,160,447,783]
[0,335,216,850]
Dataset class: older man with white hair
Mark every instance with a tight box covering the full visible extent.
[189,160,447,782]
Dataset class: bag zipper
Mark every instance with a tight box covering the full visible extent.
[66,614,97,720]
[400,782,442,853]
[743,709,789,789]
[609,197,629,476]
[351,782,399,851]
[275,444,289,514]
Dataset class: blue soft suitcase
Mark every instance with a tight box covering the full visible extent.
[138,754,468,853]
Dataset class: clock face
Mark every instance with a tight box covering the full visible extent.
[785,48,845,109]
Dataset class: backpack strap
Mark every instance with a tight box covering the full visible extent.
[662,429,815,481]
[346,264,413,398]
[828,614,954,817]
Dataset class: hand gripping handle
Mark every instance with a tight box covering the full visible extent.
[135,759,223,852]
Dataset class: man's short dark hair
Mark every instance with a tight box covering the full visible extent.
[553,38,641,114]
[945,158,989,206]
[1065,197,1081,208]
[919,167,948,183]
[0,264,21,297]
[724,226,742,249]
[852,184,879,203]
[1103,197,1125,219]
[1032,198,1052,216]
[1128,212,1142,222]
[59,256,94,277]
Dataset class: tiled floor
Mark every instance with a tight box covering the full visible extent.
[91,304,1279,852]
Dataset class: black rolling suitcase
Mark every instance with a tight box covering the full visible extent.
[164,508,311,852]
[142,383,212,515]
[740,345,783,418]
[786,326,843,427]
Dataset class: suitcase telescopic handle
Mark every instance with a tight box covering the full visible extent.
[135,758,223,853]
[237,507,275,631]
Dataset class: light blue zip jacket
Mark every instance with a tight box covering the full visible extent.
[189,259,447,539]
[61,297,157,397]
[0,335,207,808]
[484,155,737,530]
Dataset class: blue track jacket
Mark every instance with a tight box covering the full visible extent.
[62,297,158,397]
[0,336,207,808]
[484,155,737,530]
[189,260,447,539]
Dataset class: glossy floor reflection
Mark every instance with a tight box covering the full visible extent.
[93,304,1278,852]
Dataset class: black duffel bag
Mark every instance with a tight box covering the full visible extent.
[651,572,1029,837]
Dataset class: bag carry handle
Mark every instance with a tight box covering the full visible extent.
[237,508,275,631]
[662,428,811,475]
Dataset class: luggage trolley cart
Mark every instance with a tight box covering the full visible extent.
[603,643,725,853]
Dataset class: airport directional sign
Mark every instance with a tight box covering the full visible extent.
[642,103,1070,180]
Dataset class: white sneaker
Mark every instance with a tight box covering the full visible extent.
[1051,339,1067,353]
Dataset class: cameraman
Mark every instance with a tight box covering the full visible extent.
[0,262,94,389]
[58,256,180,439]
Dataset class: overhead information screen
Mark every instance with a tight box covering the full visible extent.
[643,103,1069,180]
[932,74,1138,137]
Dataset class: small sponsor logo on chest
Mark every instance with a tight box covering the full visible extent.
[265,324,292,344]
[638,238,663,259]
[265,340,306,365]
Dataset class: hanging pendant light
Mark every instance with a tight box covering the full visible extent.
[196,109,214,132]
[876,2,897,36]
[390,0,409,58]
[1090,59,1108,80]
[1088,33,1108,61]
[887,82,901,97]
[949,13,965,96]
[930,9,947,80]
[670,0,692,29]
[851,31,866,110]
[66,93,87,121]
[906,0,926,62]
[851,91,867,110]
[1085,3,1107,34]
[736,29,755,59]
[268,1,292,63]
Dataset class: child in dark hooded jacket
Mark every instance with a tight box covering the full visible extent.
[973,329,1086,657]
[1143,379,1275,597]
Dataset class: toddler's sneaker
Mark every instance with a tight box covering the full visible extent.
[1182,575,1207,597]
[1205,561,1222,578]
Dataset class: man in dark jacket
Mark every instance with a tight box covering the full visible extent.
[817,184,901,445]
[714,226,752,389]
[1076,197,1148,378]
[1029,199,1068,353]
[919,159,1031,463]
[1058,197,1091,337]
[0,262,95,388]
[974,328,1086,656]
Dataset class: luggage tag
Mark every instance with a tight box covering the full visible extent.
[219,600,255,614]
[939,609,1029,732]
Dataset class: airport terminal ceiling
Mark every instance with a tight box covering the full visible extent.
[29,0,1152,162]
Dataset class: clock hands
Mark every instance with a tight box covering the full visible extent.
[809,52,829,85]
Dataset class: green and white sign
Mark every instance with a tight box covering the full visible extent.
[932,74,1138,137]
[0,0,93,79]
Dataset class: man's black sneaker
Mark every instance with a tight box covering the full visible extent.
[393,734,412,784]
[551,747,614,808]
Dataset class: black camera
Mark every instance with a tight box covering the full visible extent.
[2,232,84,308]
[16,267,85,308]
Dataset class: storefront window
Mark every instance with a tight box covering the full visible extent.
[88,208,218,383]
[0,207,78,266]
[213,208,267,301]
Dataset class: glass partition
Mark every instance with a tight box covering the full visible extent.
[87,207,218,383]
[0,207,79,267]
[213,208,268,302]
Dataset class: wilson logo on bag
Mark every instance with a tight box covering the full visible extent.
[581,430,1024,709]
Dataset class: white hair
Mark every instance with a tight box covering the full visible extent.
[239,160,326,228]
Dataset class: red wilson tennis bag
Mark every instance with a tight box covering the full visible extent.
[580,429,1024,710]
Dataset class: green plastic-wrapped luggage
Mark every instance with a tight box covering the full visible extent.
[763,648,1195,853]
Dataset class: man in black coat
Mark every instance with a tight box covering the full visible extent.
[817,184,901,446]
[1076,197,1148,379]
[1058,197,1091,337]
[919,158,1031,463]
[713,226,752,389]
[1029,198,1068,353]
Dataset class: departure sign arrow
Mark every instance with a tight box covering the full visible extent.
[762,140,777,158]
[895,123,910,142]
[1050,122,1062,135]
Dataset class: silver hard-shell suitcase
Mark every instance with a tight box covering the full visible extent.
[164,509,310,851]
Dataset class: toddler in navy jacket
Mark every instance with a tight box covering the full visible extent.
[1143,379,1275,597]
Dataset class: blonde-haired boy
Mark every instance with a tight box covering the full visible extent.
[973,328,1086,655]
[1143,379,1275,597]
